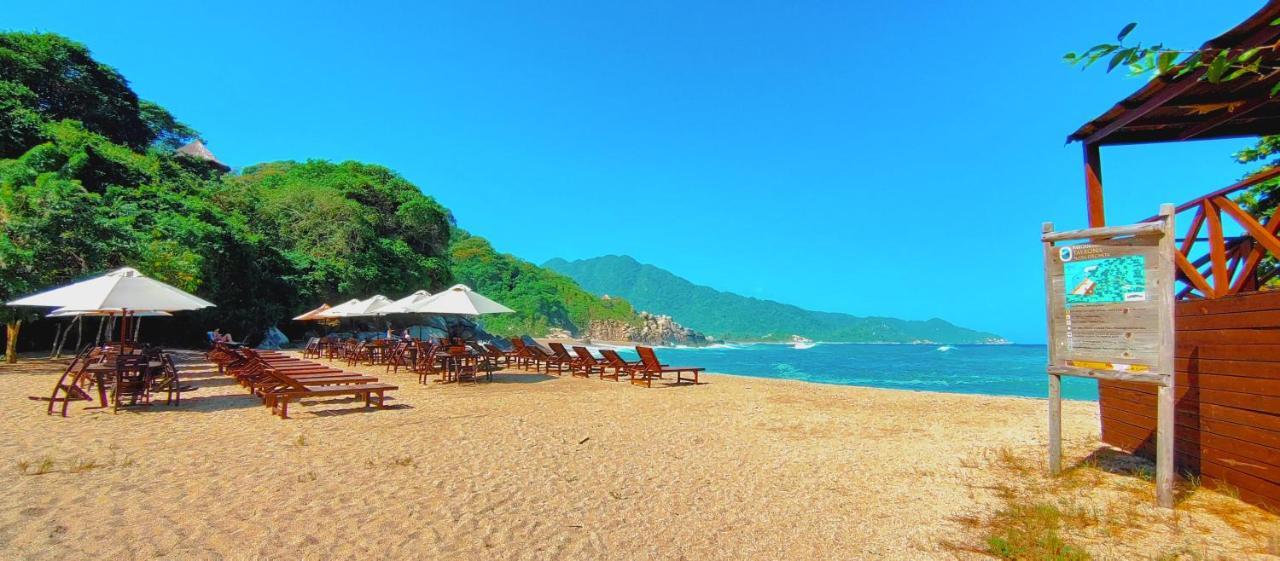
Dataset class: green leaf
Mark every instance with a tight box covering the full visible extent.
[1206,49,1230,82]
[1226,67,1251,81]
[1117,22,1137,42]
[1157,51,1178,74]
[1271,17,1280,26]
[1270,81,1280,97]
[1108,48,1135,72]
[1239,46,1263,62]
[1063,52,1078,63]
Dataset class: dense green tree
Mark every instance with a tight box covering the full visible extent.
[451,230,639,337]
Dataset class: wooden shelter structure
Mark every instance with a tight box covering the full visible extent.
[1068,3,1280,509]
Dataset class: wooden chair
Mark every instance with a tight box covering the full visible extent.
[112,355,154,413]
[44,345,99,416]
[302,337,322,359]
[632,347,704,387]
[447,347,483,385]
[415,342,444,384]
[385,341,411,373]
[150,353,184,406]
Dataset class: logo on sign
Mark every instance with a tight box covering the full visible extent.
[1059,247,1074,262]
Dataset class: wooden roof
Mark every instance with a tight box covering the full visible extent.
[1069,3,1280,146]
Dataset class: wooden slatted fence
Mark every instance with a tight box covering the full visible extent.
[1099,289,1280,508]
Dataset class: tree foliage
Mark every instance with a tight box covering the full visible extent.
[1064,21,1280,95]
[0,31,643,355]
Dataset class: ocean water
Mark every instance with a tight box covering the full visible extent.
[607,343,1096,401]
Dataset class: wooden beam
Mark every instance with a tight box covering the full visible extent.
[1230,209,1280,293]
[1141,166,1280,222]
[1156,202,1176,509]
[1082,71,1209,146]
[1216,196,1280,258]
[1180,206,1206,256]
[1179,96,1277,140]
[1085,143,1105,227]
[1041,221,1165,243]
[1176,251,1215,296]
[1204,199,1229,297]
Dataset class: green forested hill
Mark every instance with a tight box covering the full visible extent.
[544,255,1007,344]
[449,231,640,337]
[0,31,637,354]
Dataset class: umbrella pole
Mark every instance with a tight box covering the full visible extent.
[134,317,142,342]
[49,323,63,359]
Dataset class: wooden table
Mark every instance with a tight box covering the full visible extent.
[83,361,163,408]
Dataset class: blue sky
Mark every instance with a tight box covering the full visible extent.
[6,1,1267,342]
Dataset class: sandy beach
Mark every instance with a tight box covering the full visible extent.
[0,351,1275,560]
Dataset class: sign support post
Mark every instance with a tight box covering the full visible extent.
[1042,204,1176,508]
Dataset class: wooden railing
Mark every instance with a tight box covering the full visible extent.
[1143,166,1280,299]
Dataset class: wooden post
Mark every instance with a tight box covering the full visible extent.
[1156,203,1177,508]
[1085,143,1106,227]
[1043,221,1063,475]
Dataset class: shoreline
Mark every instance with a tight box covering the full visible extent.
[535,338,1084,402]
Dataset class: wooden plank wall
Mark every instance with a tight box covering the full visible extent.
[1099,289,1280,508]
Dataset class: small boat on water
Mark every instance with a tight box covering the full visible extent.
[790,335,816,350]
[936,345,955,352]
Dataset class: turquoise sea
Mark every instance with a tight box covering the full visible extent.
[609,343,1095,401]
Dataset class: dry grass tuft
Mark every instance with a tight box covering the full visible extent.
[985,501,1091,560]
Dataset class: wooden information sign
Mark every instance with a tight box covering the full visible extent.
[1041,204,1176,508]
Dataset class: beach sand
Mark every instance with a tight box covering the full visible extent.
[0,351,1274,560]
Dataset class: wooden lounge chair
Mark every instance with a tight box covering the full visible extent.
[632,346,704,387]
[526,344,568,375]
[509,337,536,370]
[482,343,514,368]
[260,369,397,419]
[570,346,606,379]
[548,343,588,378]
[598,349,643,382]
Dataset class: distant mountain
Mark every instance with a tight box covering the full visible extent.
[543,255,1007,344]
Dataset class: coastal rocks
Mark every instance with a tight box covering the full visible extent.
[587,311,709,346]
[546,327,573,339]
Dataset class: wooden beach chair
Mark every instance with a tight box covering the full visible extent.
[632,346,704,387]
[598,349,643,382]
[526,344,569,375]
[570,346,606,378]
[260,371,397,419]
[548,343,583,377]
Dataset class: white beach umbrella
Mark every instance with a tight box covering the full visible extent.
[410,284,514,315]
[292,303,333,321]
[8,267,215,311]
[378,290,434,314]
[317,299,361,319]
[319,295,392,318]
[47,308,173,318]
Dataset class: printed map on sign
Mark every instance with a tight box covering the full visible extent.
[1063,255,1146,306]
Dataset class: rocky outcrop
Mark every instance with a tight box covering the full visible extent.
[586,311,710,346]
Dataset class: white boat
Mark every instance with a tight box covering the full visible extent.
[790,335,816,350]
